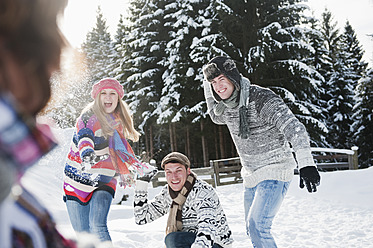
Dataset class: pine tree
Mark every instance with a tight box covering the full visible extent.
[117,0,174,161]
[302,16,329,146]
[112,15,128,81]
[161,0,225,164]
[326,49,356,148]
[319,9,340,85]
[325,20,368,148]
[318,9,341,147]
[340,21,368,78]
[82,6,117,84]
[353,69,373,167]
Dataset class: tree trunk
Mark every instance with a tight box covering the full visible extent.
[214,125,219,159]
[144,126,149,156]
[172,123,177,151]
[169,123,174,151]
[218,125,225,158]
[185,125,190,158]
[169,122,178,151]
[201,120,208,167]
[149,125,154,159]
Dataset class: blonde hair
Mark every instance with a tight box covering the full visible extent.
[82,93,140,142]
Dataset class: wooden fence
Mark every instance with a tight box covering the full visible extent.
[151,146,359,188]
[310,146,359,171]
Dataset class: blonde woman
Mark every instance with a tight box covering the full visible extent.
[63,78,156,244]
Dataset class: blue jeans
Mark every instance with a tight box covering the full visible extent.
[244,180,290,248]
[165,232,223,248]
[66,190,113,242]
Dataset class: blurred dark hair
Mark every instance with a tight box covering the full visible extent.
[0,0,68,114]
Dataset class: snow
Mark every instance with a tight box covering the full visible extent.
[21,128,373,247]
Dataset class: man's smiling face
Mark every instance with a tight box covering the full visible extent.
[165,162,190,192]
[210,74,235,100]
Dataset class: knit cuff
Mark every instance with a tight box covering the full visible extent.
[295,148,316,169]
[135,180,148,191]
[203,80,213,100]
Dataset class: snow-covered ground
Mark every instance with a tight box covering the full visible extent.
[22,128,373,247]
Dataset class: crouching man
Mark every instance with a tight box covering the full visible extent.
[134,152,233,248]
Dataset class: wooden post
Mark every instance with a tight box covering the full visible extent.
[210,160,217,187]
[212,160,221,186]
[351,146,359,170]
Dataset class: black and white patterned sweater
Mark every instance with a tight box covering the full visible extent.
[205,78,316,188]
[134,179,233,248]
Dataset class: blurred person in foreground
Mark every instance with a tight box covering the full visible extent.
[0,0,77,247]
[202,56,321,248]
[134,152,233,248]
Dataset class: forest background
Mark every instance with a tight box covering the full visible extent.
[45,0,373,169]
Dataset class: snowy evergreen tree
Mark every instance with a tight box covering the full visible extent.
[116,0,174,160]
[317,9,341,147]
[160,0,214,124]
[353,69,373,168]
[340,21,368,79]
[119,0,236,164]
[112,15,128,81]
[326,48,356,148]
[302,17,329,146]
[82,6,117,84]
[160,0,229,164]
[323,19,368,148]
[318,9,339,84]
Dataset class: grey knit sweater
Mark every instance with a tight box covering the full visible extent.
[205,77,316,188]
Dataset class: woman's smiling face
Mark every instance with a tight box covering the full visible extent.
[100,89,119,114]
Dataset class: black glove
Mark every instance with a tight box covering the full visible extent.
[299,166,320,193]
[137,169,158,183]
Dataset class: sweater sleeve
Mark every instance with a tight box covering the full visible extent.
[257,88,316,169]
[191,190,221,248]
[203,81,225,125]
[75,116,96,159]
[133,181,170,225]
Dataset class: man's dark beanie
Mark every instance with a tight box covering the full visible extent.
[203,56,242,90]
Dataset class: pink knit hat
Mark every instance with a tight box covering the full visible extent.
[91,78,125,99]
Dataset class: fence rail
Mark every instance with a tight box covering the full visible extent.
[151,147,359,188]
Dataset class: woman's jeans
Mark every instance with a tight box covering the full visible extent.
[66,190,113,242]
[165,232,223,248]
[244,180,290,248]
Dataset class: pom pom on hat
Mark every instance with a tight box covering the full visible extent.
[91,78,124,99]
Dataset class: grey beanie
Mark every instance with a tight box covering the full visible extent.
[203,56,242,101]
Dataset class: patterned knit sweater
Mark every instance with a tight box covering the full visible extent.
[205,79,316,188]
[63,110,118,204]
[134,179,233,248]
